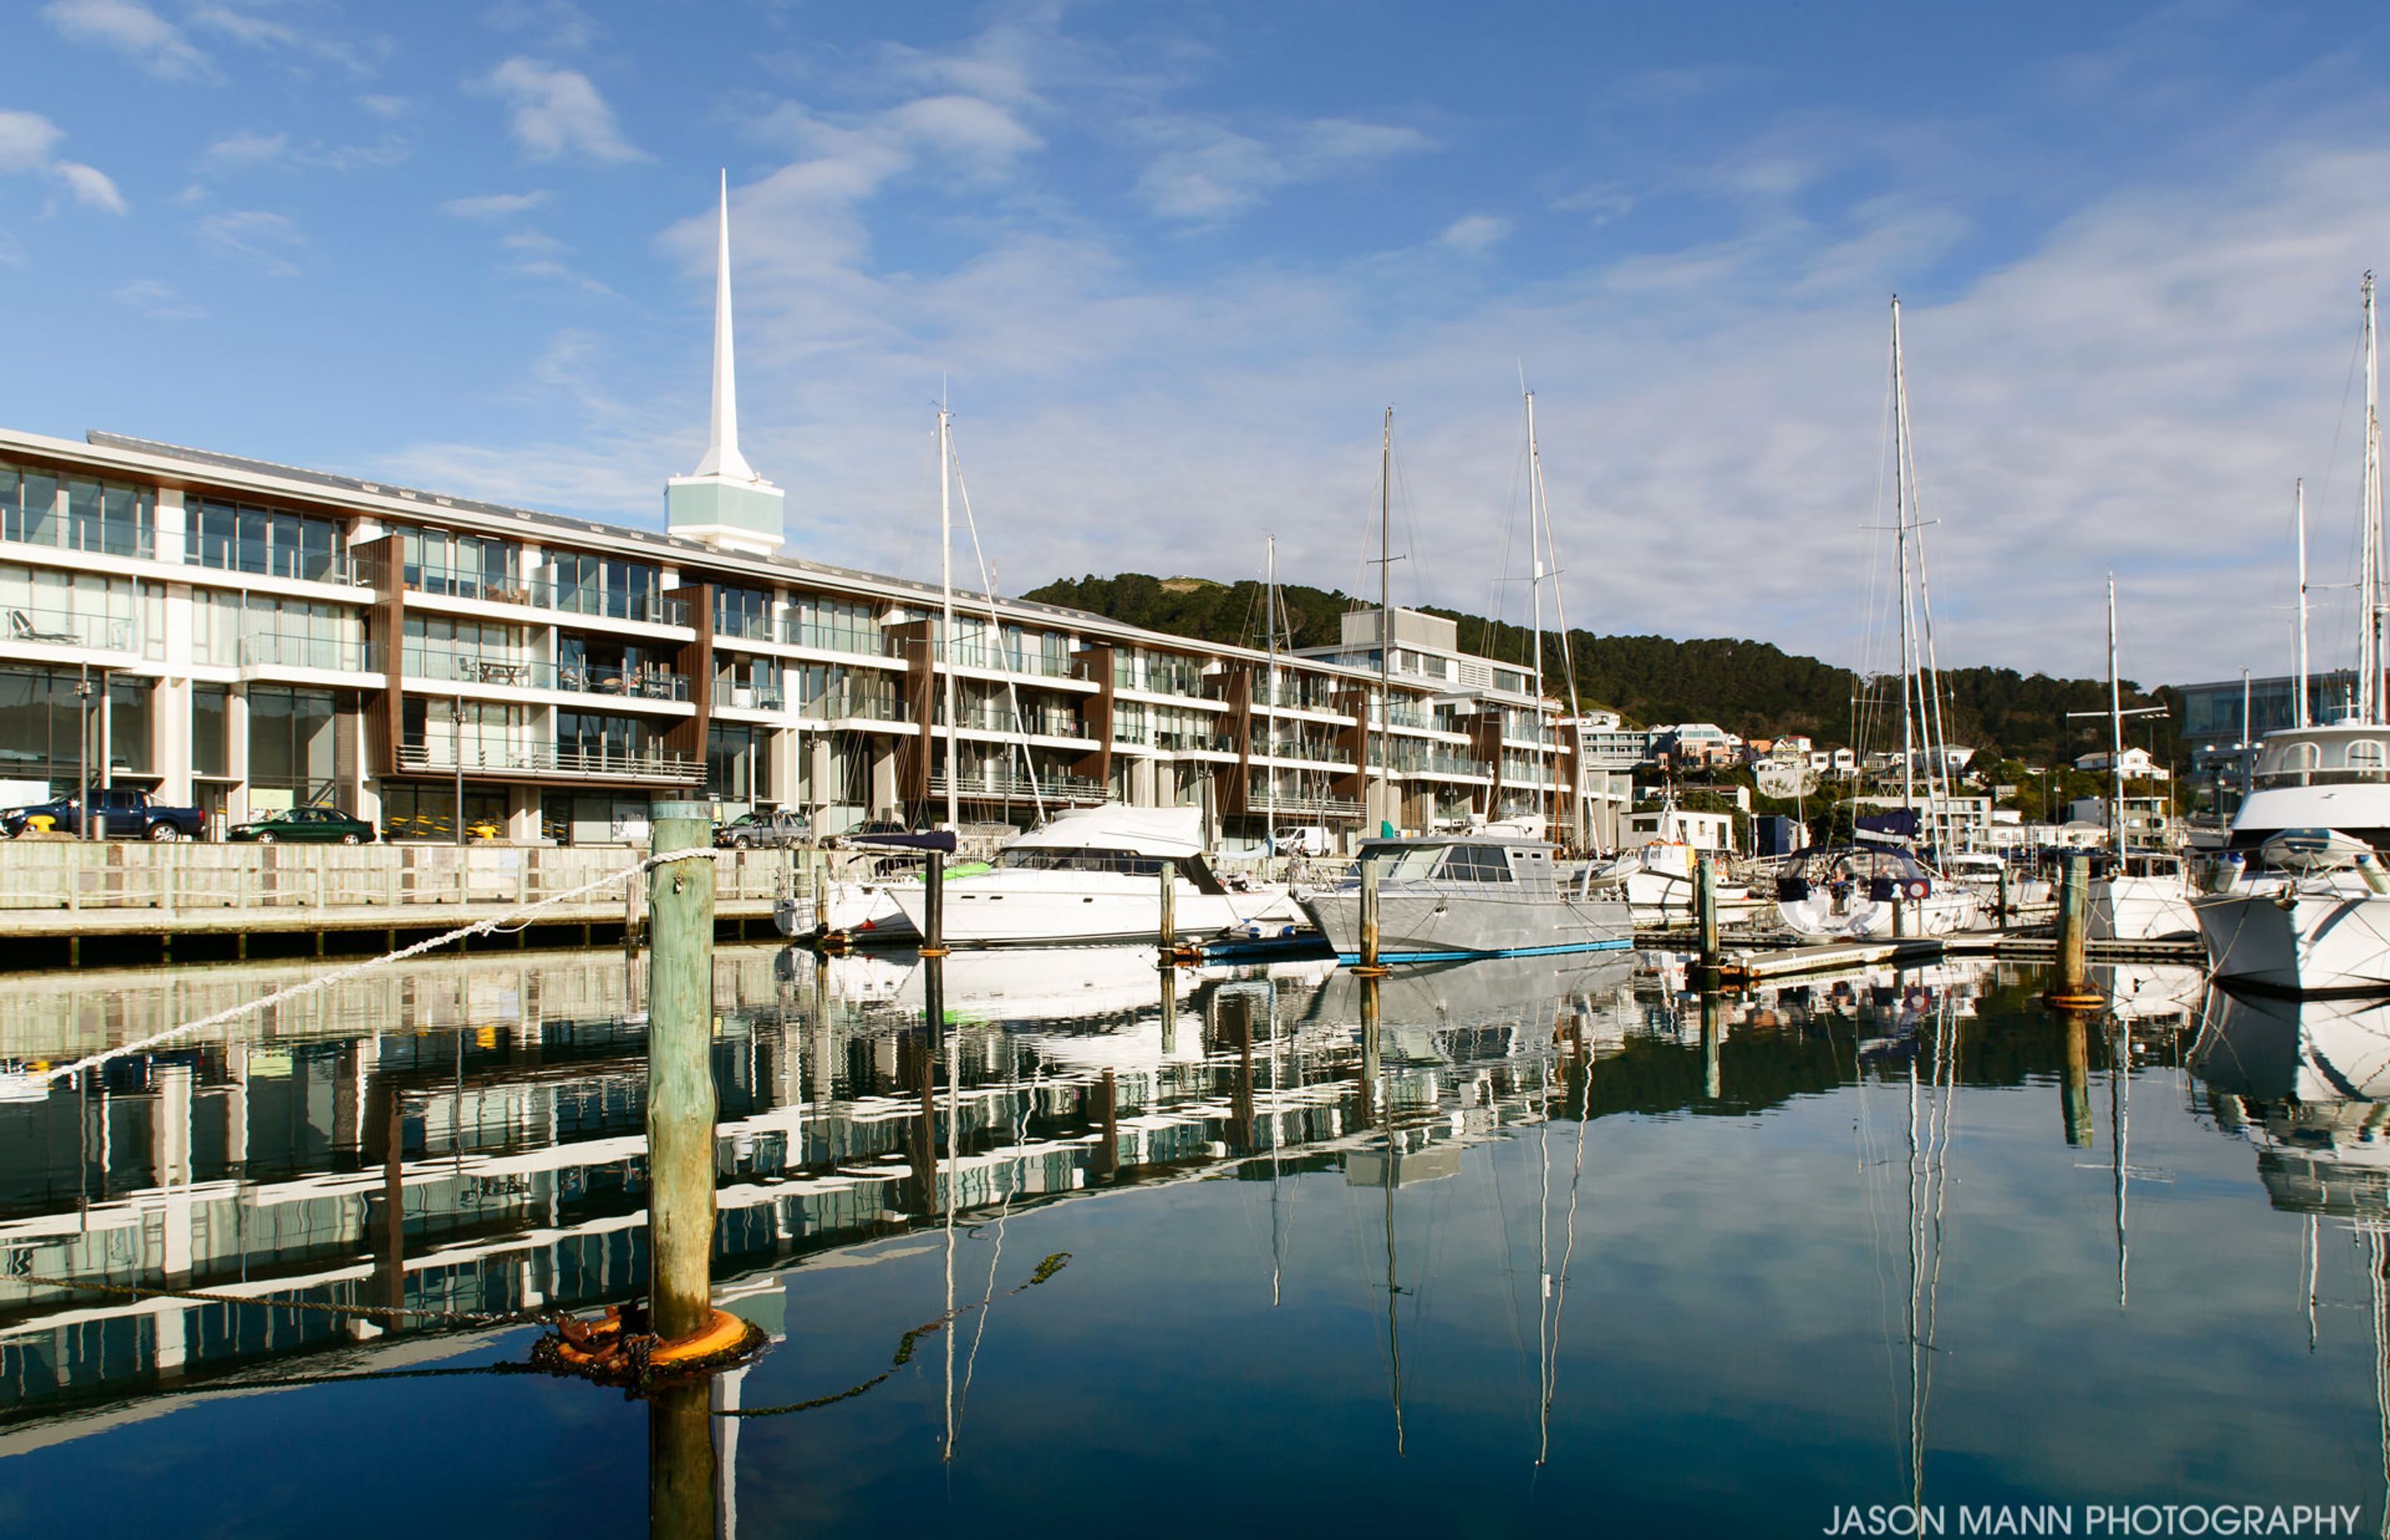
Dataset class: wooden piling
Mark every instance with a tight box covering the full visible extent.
[1356,855,1386,975]
[647,1380,719,1540]
[1157,856,1178,961]
[1695,854,1719,964]
[2061,1010,2092,1147]
[646,801,717,1343]
[918,850,949,958]
[1358,972,1382,1128]
[2046,850,2100,1006]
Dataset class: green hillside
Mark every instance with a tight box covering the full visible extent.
[1020,572,2183,772]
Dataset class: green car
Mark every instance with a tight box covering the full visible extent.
[227,807,378,845]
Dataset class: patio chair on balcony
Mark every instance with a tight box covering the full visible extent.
[9,610,79,646]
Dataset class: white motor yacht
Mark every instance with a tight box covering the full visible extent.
[1295,834,1633,964]
[2090,850,2197,943]
[882,805,1296,948]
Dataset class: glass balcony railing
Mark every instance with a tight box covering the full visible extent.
[781,618,884,655]
[2,604,137,652]
[929,771,1108,803]
[536,581,690,627]
[799,683,905,723]
[400,648,687,700]
[935,640,1078,679]
[397,742,698,780]
[188,548,361,587]
[1247,782,1362,818]
[712,681,787,710]
[237,633,370,672]
[1256,737,1349,764]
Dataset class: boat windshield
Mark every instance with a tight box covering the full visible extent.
[1359,843,1446,882]
[997,847,1172,876]
[2252,733,2390,787]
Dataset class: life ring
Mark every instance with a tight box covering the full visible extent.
[1903,879,1931,901]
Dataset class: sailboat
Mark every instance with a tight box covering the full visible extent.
[1297,406,1634,963]
[2085,578,2196,941]
[1778,298,1982,940]
[2192,273,2390,992]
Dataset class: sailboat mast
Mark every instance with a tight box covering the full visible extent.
[1265,535,1279,856]
[1891,297,1917,819]
[2108,576,2124,856]
[2297,479,2310,729]
[1526,387,1549,834]
[939,403,959,831]
[1379,407,1393,835]
[2367,272,2383,722]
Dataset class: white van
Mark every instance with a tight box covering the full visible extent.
[1268,825,1334,857]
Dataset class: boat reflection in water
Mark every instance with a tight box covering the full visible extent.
[2192,986,2390,1216]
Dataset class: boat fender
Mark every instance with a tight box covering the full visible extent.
[2207,850,2245,894]
[2360,850,2390,895]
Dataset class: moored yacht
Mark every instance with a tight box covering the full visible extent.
[2193,274,2390,993]
[1773,844,1981,939]
[882,804,1296,948]
[1294,834,1633,964]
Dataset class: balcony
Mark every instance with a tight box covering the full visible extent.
[944,706,1085,738]
[1256,737,1349,765]
[782,619,885,655]
[1385,750,1493,778]
[3,604,137,653]
[539,582,690,628]
[1115,662,1207,697]
[1247,783,1363,818]
[237,633,371,673]
[929,771,1108,804]
[397,742,699,782]
[401,649,689,701]
[1154,731,1239,754]
[799,683,905,724]
[712,681,787,711]
[2,512,152,562]
[188,548,363,587]
[935,640,1079,680]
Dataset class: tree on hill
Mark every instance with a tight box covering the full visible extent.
[1019,572,2181,771]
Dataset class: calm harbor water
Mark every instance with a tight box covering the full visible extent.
[0,943,2382,1538]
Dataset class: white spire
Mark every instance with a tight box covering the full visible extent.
[691,168,757,482]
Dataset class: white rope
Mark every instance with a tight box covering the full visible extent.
[38,847,724,1085]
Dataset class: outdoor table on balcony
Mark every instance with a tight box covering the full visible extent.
[476,660,524,686]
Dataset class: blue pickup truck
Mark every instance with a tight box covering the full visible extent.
[2,786,208,841]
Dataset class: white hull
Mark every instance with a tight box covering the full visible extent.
[886,870,1295,948]
[2089,874,2196,942]
[819,879,918,943]
[1775,889,1981,940]
[2192,882,2390,994]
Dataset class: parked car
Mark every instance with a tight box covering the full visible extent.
[226,807,377,845]
[1,786,207,841]
[715,810,811,849]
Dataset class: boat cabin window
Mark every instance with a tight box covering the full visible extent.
[1437,846,1516,882]
[2351,740,2388,774]
[997,847,1169,876]
[2248,735,2390,787]
[1359,843,1446,882]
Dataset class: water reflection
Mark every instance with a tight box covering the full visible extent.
[6,948,2388,1538]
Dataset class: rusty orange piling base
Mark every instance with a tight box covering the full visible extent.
[532,1304,768,1391]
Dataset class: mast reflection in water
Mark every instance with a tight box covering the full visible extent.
[0,948,2383,1539]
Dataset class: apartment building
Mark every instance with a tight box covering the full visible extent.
[0,192,1602,846]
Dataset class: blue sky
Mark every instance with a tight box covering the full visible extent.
[6,2,2390,685]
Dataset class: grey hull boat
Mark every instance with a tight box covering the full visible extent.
[1295,835,1634,964]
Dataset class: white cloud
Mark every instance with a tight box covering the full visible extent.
[41,0,214,81]
[358,94,410,119]
[473,57,646,164]
[188,4,386,74]
[201,130,290,170]
[116,278,202,320]
[1437,215,1512,255]
[193,209,304,275]
[1134,114,1434,222]
[441,190,552,219]
[0,108,128,215]
[483,1,602,55]
[52,161,126,213]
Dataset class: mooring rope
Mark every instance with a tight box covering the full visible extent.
[36,846,724,1086]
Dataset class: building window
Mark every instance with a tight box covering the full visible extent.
[400,527,520,602]
[0,666,95,786]
[549,552,666,623]
[402,614,522,684]
[188,497,348,583]
[0,562,139,650]
[556,709,660,767]
[192,683,231,778]
[105,675,152,776]
[0,463,154,558]
[382,782,509,843]
[789,594,882,655]
[195,591,368,670]
[708,723,768,802]
[246,686,339,804]
[715,586,772,641]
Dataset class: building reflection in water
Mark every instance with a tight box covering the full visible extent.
[0,942,2009,1445]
